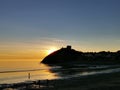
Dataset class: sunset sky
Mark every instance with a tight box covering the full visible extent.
[0,0,120,59]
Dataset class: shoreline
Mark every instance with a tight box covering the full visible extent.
[1,71,120,90]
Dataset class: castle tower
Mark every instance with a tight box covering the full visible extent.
[67,45,71,50]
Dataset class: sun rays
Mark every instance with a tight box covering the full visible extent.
[47,47,57,55]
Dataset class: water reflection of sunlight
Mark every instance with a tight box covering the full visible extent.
[29,69,59,80]
[0,63,59,84]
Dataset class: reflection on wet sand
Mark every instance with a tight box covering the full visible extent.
[48,64,120,78]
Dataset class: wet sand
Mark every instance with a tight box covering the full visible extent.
[1,71,120,90]
[52,71,120,90]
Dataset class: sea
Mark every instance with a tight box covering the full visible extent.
[0,59,120,84]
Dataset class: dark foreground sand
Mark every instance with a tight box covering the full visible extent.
[49,71,120,90]
[1,71,120,90]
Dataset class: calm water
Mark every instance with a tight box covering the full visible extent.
[0,59,120,84]
[0,59,59,84]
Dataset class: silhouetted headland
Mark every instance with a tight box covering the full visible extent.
[41,46,120,65]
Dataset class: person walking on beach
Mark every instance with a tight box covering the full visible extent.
[28,73,30,79]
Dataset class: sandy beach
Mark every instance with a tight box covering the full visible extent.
[1,71,120,90]
[51,71,120,90]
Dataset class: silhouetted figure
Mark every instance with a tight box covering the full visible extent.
[28,73,30,79]
[46,79,49,87]
[38,80,41,88]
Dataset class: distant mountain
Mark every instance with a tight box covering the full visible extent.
[41,46,120,65]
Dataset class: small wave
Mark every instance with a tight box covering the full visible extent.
[0,69,44,73]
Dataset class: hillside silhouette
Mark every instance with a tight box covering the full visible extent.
[41,46,120,65]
